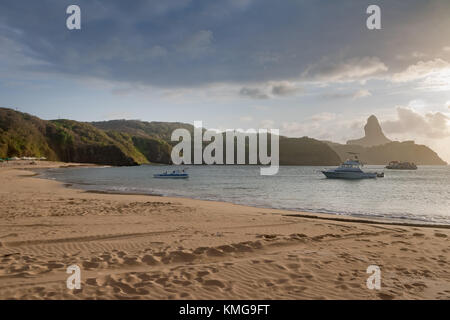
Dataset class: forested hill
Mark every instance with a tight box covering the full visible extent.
[0,108,342,166]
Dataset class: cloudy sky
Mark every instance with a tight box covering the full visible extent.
[1,0,450,161]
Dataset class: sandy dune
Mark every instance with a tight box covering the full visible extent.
[0,161,449,299]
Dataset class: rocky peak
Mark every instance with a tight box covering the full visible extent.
[347,115,391,147]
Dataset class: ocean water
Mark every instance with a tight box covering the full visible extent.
[40,165,450,225]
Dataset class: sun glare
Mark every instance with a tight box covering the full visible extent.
[423,67,450,91]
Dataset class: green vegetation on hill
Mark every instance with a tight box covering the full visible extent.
[92,121,342,165]
[280,137,341,165]
[1,108,342,166]
[0,108,57,160]
[92,120,194,143]
[5,108,443,167]
[131,136,172,163]
[0,109,146,165]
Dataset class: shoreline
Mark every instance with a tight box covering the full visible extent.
[81,188,450,229]
[0,161,449,299]
[36,163,450,228]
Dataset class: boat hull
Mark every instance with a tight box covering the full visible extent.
[321,171,377,179]
[153,174,189,179]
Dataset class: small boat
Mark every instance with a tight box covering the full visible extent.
[385,161,417,170]
[322,153,380,179]
[153,169,189,179]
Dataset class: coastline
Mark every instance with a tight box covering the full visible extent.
[81,189,450,229]
[0,161,449,299]
[39,163,450,227]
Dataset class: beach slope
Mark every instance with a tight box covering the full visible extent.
[0,162,449,299]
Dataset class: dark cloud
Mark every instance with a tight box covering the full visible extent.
[302,57,388,82]
[239,81,301,99]
[271,82,301,96]
[239,87,269,99]
[1,0,449,87]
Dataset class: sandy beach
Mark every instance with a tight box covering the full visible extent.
[0,161,449,300]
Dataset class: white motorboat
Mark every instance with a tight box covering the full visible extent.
[322,154,382,179]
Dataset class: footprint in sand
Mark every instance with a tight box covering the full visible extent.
[135,273,153,282]
[203,279,225,288]
[164,251,197,264]
[116,251,127,258]
[46,262,64,270]
[217,245,236,253]
[377,292,395,300]
[197,270,210,277]
[82,260,100,269]
[261,234,278,240]
[123,256,140,265]
[232,243,253,253]
[434,233,447,238]
[286,263,301,270]
[412,282,428,290]
[289,233,308,240]
[206,248,225,257]
[141,254,160,265]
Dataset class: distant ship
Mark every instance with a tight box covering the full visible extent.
[322,153,383,179]
[153,169,189,179]
[385,161,417,170]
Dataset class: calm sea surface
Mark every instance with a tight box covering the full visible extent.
[40,165,450,225]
